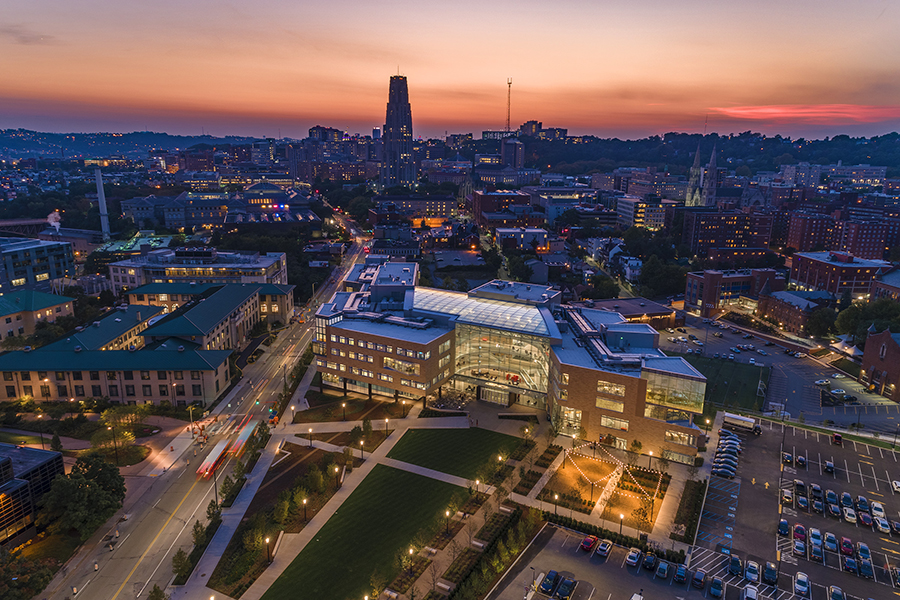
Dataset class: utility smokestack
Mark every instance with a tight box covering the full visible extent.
[94,168,111,242]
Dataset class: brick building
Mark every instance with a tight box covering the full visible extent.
[685,269,785,318]
[859,328,900,400]
[789,251,891,297]
[681,209,773,258]
[756,289,833,334]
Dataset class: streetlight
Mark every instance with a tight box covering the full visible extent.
[334,465,340,490]
[265,537,271,563]
[408,548,414,575]
[648,451,653,470]
[529,566,536,589]
[303,497,308,521]
[401,399,406,417]
[308,427,313,447]
[705,418,710,434]
[290,405,295,423]
[475,479,480,494]
[554,493,559,515]
[384,418,389,438]
[359,439,364,459]
[342,402,346,421]
[107,425,119,465]
[445,509,451,534]
[619,514,624,535]
[36,414,45,450]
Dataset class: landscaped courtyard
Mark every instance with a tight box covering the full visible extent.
[386,427,522,480]
[260,465,465,600]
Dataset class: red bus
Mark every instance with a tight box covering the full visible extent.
[196,439,232,479]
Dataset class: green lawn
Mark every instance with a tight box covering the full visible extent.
[261,465,462,600]
[674,354,770,414]
[386,427,521,480]
[0,431,44,446]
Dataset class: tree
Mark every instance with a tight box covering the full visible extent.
[37,454,125,540]
[584,274,619,300]
[220,474,234,500]
[506,256,533,282]
[274,499,290,525]
[50,432,63,452]
[362,417,373,440]
[148,584,170,600]
[654,455,670,475]
[806,307,837,338]
[192,519,206,547]
[206,499,221,523]
[839,289,853,311]
[172,548,191,581]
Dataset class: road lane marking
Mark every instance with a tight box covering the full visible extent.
[109,476,201,600]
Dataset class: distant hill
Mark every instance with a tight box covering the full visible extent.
[0,129,266,159]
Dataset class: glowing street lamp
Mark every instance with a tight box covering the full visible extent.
[620,514,624,535]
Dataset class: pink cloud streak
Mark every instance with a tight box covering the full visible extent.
[712,104,900,124]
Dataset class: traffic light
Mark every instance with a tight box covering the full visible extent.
[255,400,259,405]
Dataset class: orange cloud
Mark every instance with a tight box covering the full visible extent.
[711,104,900,124]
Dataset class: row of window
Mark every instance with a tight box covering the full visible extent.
[7,383,204,398]
[328,335,431,360]
[4,370,202,382]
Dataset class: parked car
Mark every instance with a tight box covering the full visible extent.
[843,507,857,523]
[762,562,778,585]
[729,554,742,576]
[840,491,853,508]
[797,496,809,511]
[781,489,793,504]
[580,535,597,552]
[871,501,886,519]
[778,519,790,536]
[625,548,642,567]
[745,560,760,583]
[832,433,843,445]
[782,452,793,464]
[810,544,823,562]
[843,556,857,574]
[596,539,613,557]
[808,528,822,547]
[642,552,658,570]
[891,521,900,535]
[825,461,835,473]
[674,564,688,583]
[859,511,873,527]
[552,577,577,600]
[539,571,560,595]
[840,537,853,555]
[793,540,806,557]
[809,484,821,500]
[709,577,725,598]
[857,542,871,561]
[859,558,874,579]
[655,561,670,579]
[794,571,810,597]
[856,495,869,513]
[827,503,841,518]
[825,489,838,505]
[828,586,844,600]
[692,570,707,589]
[793,523,806,541]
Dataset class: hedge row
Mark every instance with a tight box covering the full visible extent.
[670,479,707,543]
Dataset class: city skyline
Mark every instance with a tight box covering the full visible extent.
[2,0,900,139]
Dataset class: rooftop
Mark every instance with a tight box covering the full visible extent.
[331,318,451,345]
[142,285,259,338]
[41,305,164,352]
[0,347,232,371]
[0,442,61,475]
[794,251,892,268]
[642,356,705,379]
[0,290,73,316]
[769,290,832,310]
[468,280,561,305]
[584,297,674,317]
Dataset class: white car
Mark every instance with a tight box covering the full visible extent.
[872,501,886,519]
[832,373,845,379]
[830,389,846,395]
[815,379,830,386]
[745,560,759,583]
[809,528,822,547]
[893,480,900,493]
[843,507,857,523]
[625,547,642,567]
[794,572,810,597]
[875,517,891,534]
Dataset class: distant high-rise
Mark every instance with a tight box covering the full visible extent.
[380,76,415,188]
[685,142,703,207]
[700,144,718,206]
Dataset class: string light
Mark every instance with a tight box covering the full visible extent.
[560,441,665,504]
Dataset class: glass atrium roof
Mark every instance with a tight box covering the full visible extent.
[411,288,553,336]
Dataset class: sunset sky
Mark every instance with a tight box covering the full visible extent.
[2,0,899,139]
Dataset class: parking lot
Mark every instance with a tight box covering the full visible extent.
[489,525,880,600]
[691,419,899,599]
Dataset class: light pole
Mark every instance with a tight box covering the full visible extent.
[359,439,364,459]
[530,566,535,589]
[334,465,340,490]
[308,427,313,447]
[36,414,45,450]
[342,402,346,421]
[265,537,271,563]
[648,450,653,470]
[408,548,414,575]
[475,479,480,494]
[303,497,308,521]
[188,405,196,438]
[213,463,219,505]
[290,405,295,424]
[620,513,624,535]
[445,509,450,534]
[401,399,406,417]
[107,425,119,465]
[554,493,559,515]
[384,418,389,439]
[705,418,710,434]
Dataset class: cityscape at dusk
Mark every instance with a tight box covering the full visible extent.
[3,3,900,600]
[3,0,900,138]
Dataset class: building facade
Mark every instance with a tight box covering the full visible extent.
[380,76,415,187]
[0,444,65,546]
[0,238,74,293]
[684,269,785,317]
[0,290,74,341]
[789,251,891,297]
[859,328,900,400]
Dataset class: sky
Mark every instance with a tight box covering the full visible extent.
[2,0,899,140]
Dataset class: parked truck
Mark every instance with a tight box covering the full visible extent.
[723,412,762,435]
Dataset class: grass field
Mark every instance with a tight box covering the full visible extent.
[674,353,770,414]
[0,431,44,446]
[261,465,462,600]
[386,427,521,480]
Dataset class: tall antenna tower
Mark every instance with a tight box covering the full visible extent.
[505,78,512,133]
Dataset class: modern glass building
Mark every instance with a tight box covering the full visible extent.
[315,263,705,462]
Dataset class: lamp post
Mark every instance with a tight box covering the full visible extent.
[445,510,451,534]
[213,463,219,505]
[402,399,406,417]
[408,548,414,575]
[384,418,389,438]
[265,537,271,563]
[303,497,308,521]
[475,479,480,494]
[308,427,313,447]
[705,418,710,434]
[290,405,295,424]
[554,493,559,515]
[648,450,653,470]
[530,566,536,589]
[334,465,340,491]
[188,405,196,438]
[620,514,624,535]
[342,402,346,421]
[107,425,119,465]
[36,414,45,450]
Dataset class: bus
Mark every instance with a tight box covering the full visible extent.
[196,439,232,478]
[723,412,762,435]
[230,420,257,458]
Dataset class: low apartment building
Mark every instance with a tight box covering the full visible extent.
[0,290,74,341]
[125,282,294,325]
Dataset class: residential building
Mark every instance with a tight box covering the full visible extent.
[108,247,288,293]
[38,227,105,262]
[615,196,668,231]
[756,289,833,334]
[0,444,64,546]
[790,251,891,297]
[125,282,294,325]
[495,228,548,251]
[40,304,164,352]
[0,290,74,341]
[684,269,785,317]
[859,327,900,399]
[871,269,900,301]
[314,279,705,464]
[786,213,836,252]
[681,209,773,257]
[0,238,74,293]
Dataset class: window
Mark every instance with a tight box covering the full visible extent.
[90,371,100,381]
[123,371,134,380]
[57,385,67,396]
[271,304,278,312]
[74,385,84,396]
[2,372,11,381]
[378,373,393,382]
[23,385,32,396]
[141,371,151,380]
[55,371,65,381]
[174,384,185,396]
[597,380,626,397]
[20,372,30,381]
[3,318,9,324]
[383,356,420,375]
[438,355,450,369]
[881,344,887,360]
[109,385,119,396]
[665,430,696,447]
[142,385,152,396]
[174,371,183,380]
[125,385,135,397]
[600,415,629,431]
[191,371,201,380]
[72,371,82,380]
[558,388,568,401]
[596,397,624,412]
[439,339,451,354]
[107,371,117,381]
[562,373,569,385]
[192,384,202,396]
[157,371,167,380]
[91,385,102,397]
[159,385,168,396]
[5,386,14,398]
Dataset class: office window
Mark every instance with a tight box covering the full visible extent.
[2,372,11,381]
[123,371,134,380]
[597,380,626,397]
[55,371,65,381]
[562,373,569,385]
[159,385,168,396]
[5,386,14,398]
[91,385,102,397]
[107,371,117,381]
[665,430,696,447]
[74,385,84,397]
[20,372,30,381]
[439,340,451,354]
[157,371,167,380]
[57,385,67,397]
[192,384,202,396]
[600,415,629,431]
[174,371,183,380]
[596,397,624,413]
[191,371,201,380]
[23,385,32,396]
[142,385,152,396]
[72,371,82,380]
[174,384,185,396]
[109,385,119,397]
[90,371,100,381]
[37,371,47,381]
[125,385,135,397]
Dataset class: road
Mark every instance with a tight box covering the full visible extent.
[48,217,368,600]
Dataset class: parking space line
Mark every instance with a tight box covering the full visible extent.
[853,440,858,451]
[881,447,885,459]
[873,466,880,491]
[889,470,895,494]
[845,459,851,482]
[818,452,822,476]
[859,463,866,487]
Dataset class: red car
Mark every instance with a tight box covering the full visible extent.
[840,537,854,556]
[859,512,873,527]
[580,535,598,552]
[793,524,806,541]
